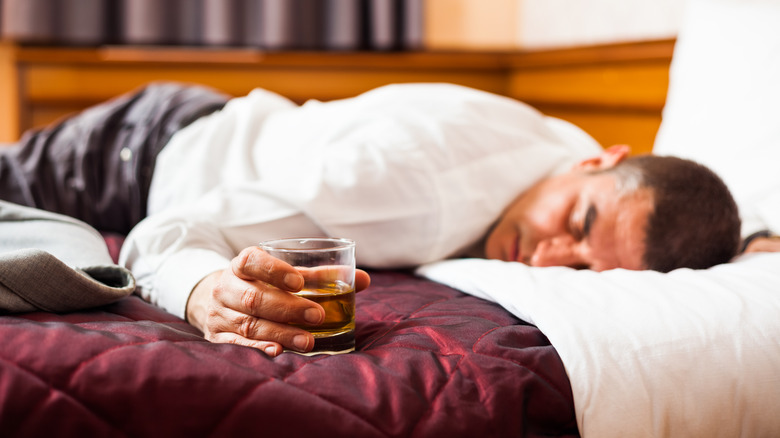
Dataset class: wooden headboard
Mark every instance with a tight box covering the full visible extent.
[0,39,674,154]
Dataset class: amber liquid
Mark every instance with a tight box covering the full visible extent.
[292,280,355,354]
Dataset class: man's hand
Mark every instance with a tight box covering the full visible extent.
[185,246,370,357]
[743,235,780,254]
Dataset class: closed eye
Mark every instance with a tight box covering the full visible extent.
[582,204,597,239]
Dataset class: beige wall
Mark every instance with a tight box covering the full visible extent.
[424,0,522,50]
[425,0,685,50]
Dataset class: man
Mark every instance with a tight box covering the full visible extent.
[179,145,742,356]
[0,82,742,356]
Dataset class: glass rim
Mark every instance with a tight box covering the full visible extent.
[259,237,355,252]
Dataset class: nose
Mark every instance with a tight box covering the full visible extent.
[529,236,588,269]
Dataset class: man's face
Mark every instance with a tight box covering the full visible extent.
[483,167,654,271]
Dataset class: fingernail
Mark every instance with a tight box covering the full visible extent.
[284,273,303,290]
[264,345,278,356]
[293,334,310,351]
[304,307,322,324]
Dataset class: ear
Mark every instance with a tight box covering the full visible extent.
[573,144,631,171]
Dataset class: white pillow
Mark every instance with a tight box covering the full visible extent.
[653,0,780,237]
[417,254,780,438]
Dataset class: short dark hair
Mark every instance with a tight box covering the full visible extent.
[607,155,741,272]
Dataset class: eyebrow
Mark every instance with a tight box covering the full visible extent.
[582,204,597,239]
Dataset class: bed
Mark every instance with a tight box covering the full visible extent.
[2,0,780,437]
[1,232,578,437]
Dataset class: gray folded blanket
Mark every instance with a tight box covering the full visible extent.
[0,200,135,313]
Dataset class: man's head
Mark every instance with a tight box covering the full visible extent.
[484,145,741,272]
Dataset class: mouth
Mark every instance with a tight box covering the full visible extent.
[514,235,534,265]
[509,236,520,263]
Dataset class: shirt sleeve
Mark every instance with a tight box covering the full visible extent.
[119,189,323,319]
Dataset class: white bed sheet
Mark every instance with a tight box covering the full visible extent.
[417,253,780,437]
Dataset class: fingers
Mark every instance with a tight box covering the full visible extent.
[199,259,325,356]
[205,304,314,357]
[214,269,324,326]
[356,269,370,292]
[303,267,371,292]
[197,246,372,357]
[234,246,370,292]
[207,332,285,357]
[296,265,356,290]
[232,246,304,291]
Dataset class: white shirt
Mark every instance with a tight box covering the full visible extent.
[119,83,600,318]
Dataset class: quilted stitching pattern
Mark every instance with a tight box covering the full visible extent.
[0,270,579,438]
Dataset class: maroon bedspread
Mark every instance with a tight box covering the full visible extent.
[0,269,578,438]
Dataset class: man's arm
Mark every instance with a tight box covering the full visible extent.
[119,202,373,356]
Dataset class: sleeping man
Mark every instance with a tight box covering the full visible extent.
[0,82,744,355]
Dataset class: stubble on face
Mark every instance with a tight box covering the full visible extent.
[483,171,653,271]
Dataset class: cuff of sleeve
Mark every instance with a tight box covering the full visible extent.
[155,248,231,319]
